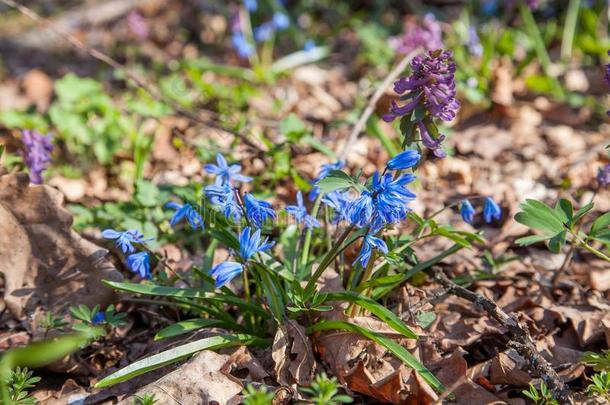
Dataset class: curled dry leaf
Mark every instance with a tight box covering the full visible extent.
[0,172,123,319]
[272,319,315,387]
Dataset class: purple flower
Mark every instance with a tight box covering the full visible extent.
[387,150,421,170]
[209,261,243,288]
[355,234,388,267]
[165,202,204,230]
[127,10,149,39]
[272,12,290,30]
[460,199,475,224]
[21,130,53,184]
[483,197,502,223]
[286,191,320,229]
[466,27,482,57]
[418,121,447,158]
[231,33,255,59]
[383,50,459,124]
[309,160,345,201]
[605,51,610,88]
[102,229,152,254]
[244,193,275,228]
[390,14,443,55]
[205,153,252,186]
[597,164,610,187]
[239,227,275,260]
[127,252,151,279]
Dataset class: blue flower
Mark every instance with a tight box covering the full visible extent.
[239,226,275,261]
[254,22,275,42]
[243,0,257,11]
[347,192,374,227]
[102,229,151,254]
[272,12,290,30]
[460,199,475,224]
[231,33,254,59]
[165,202,204,230]
[205,153,252,186]
[209,261,243,288]
[321,191,352,224]
[309,160,345,201]
[244,193,275,228]
[355,234,388,267]
[286,191,321,229]
[127,252,151,279]
[304,39,315,52]
[91,311,106,325]
[483,197,502,223]
[387,150,421,171]
[204,183,242,221]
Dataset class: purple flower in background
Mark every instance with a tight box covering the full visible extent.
[209,261,243,288]
[205,153,252,185]
[102,229,152,254]
[483,197,502,223]
[597,164,610,187]
[127,252,151,279]
[355,234,388,267]
[309,160,345,201]
[232,33,255,59]
[272,12,290,30]
[254,22,275,42]
[460,199,475,224]
[21,130,53,184]
[466,27,482,57]
[286,191,321,229]
[390,14,443,55]
[383,50,459,123]
[165,202,204,230]
[127,10,149,39]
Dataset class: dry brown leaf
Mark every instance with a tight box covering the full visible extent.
[0,172,122,319]
[224,346,269,381]
[272,320,315,386]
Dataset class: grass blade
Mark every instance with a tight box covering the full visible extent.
[155,319,225,341]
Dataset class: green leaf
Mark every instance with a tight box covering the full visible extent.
[548,230,567,253]
[555,199,573,226]
[280,113,308,141]
[323,291,417,339]
[573,202,594,223]
[416,311,436,329]
[155,319,224,341]
[309,321,445,394]
[94,334,267,388]
[515,234,553,246]
[134,180,160,207]
[590,212,610,236]
[515,199,565,234]
[315,170,355,193]
[300,135,337,158]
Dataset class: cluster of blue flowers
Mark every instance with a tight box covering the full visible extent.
[101,229,153,279]
[459,197,502,225]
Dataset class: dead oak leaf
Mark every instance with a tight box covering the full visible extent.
[272,319,315,386]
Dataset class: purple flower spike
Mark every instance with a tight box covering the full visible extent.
[390,14,443,56]
[597,164,610,187]
[21,130,53,184]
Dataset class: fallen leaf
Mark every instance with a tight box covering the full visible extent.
[272,320,315,386]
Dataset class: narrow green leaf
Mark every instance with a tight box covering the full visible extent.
[591,212,610,236]
[324,291,417,339]
[309,321,444,394]
[155,319,224,341]
[95,334,267,388]
[573,202,594,223]
[515,234,553,246]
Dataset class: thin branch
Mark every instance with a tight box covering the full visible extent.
[433,269,573,404]
[337,49,420,161]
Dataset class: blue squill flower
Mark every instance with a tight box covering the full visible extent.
[102,229,151,254]
[239,227,275,260]
[309,160,345,201]
[243,0,257,12]
[127,251,151,279]
[304,39,315,52]
[205,153,252,185]
[231,33,255,59]
[165,202,204,230]
[286,191,321,229]
[466,27,483,57]
[204,183,242,221]
[322,191,352,224]
[209,261,243,288]
[91,311,106,325]
[347,192,374,227]
[355,234,388,267]
[244,193,275,228]
[254,22,275,42]
[460,199,475,224]
[483,197,502,223]
[272,12,289,30]
[387,150,421,171]
[370,172,416,228]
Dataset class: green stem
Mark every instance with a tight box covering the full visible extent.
[579,240,610,262]
[561,0,581,61]
[300,194,323,266]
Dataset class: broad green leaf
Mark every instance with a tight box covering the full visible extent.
[310,321,445,394]
[548,230,567,253]
[555,199,573,225]
[155,319,224,341]
[315,170,356,193]
[590,212,610,236]
[324,291,417,339]
[515,234,553,246]
[95,334,267,388]
[280,113,308,141]
[516,199,565,233]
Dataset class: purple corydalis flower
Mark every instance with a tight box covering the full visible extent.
[239,226,275,260]
[390,14,443,56]
[102,229,151,254]
[355,234,388,267]
[205,153,252,186]
[244,193,275,228]
[165,202,204,230]
[460,199,475,224]
[597,164,610,187]
[286,191,320,229]
[209,261,243,288]
[22,130,53,184]
[383,50,459,124]
[127,10,149,39]
[127,251,151,279]
[483,197,502,223]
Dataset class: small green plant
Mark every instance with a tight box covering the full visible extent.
[242,384,275,405]
[70,304,127,333]
[299,373,353,405]
[132,393,158,405]
[522,382,559,405]
[582,350,610,372]
[586,371,610,400]
[4,367,40,405]
[39,312,69,336]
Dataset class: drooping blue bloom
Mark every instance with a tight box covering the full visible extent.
[209,261,243,288]
[355,234,388,267]
[239,227,275,260]
[102,229,151,254]
[165,202,204,230]
[322,191,352,224]
[286,191,321,229]
[205,153,252,186]
[483,197,502,223]
[460,199,475,224]
[272,12,290,30]
[231,33,255,59]
[243,0,257,12]
[254,22,275,42]
[204,183,242,222]
[387,150,421,171]
[304,39,316,52]
[127,252,151,279]
[91,311,106,325]
[309,160,346,201]
[347,192,374,228]
[244,193,275,228]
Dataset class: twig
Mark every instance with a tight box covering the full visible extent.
[0,0,265,153]
[337,49,420,161]
[433,269,573,404]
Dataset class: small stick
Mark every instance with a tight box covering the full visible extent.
[337,49,420,161]
[432,269,573,404]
